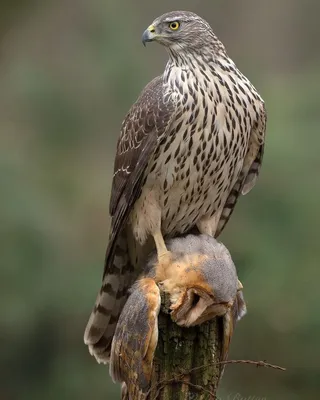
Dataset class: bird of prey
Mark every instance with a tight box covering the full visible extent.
[84,10,266,363]
[110,234,247,399]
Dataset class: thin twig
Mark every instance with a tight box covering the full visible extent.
[220,359,286,371]
[188,359,286,374]
[145,359,285,398]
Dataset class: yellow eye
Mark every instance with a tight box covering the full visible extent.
[169,21,180,31]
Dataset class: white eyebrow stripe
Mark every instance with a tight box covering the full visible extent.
[163,16,186,22]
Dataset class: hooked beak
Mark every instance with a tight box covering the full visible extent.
[142,25,157,47]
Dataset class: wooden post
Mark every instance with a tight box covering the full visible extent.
[121,292,224,400]
[117,235,243,400]
[148,293,223,400]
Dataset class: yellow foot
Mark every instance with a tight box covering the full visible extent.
[158,250,172,264]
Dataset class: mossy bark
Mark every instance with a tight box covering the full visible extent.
[147,293,223,400]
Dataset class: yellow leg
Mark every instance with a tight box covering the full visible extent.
[197,209,223,238]
[153,230,169,259]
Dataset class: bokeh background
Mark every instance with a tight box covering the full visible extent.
[1,0,320,399]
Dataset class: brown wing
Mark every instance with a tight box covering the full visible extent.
[216,102,267,237]
[109,278,161,396]
[105,76,176,273]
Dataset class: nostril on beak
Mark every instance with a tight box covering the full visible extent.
[149,28,155,33]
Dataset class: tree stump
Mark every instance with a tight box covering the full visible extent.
[147,293,223,400]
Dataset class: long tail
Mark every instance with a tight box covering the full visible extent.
[84,229,134,364]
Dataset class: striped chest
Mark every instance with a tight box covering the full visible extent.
[143,60,256,235]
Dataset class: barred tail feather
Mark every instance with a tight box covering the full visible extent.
[84,229,134,364]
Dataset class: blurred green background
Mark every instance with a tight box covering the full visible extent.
[1,0,319,399]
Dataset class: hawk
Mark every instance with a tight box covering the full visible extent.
[84,10,266,363]
[110,234,247,399]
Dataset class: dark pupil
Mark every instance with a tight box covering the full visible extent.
[171,23,177,28]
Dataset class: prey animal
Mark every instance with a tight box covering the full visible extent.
[110,234,247,399]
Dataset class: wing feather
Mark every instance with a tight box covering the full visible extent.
[105,75,176,275]
[216,102,267,236]
[109,278,161,393]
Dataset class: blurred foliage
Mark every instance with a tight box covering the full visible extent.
[1,0,320,399]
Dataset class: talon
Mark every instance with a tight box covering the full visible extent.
[237,280,243,291]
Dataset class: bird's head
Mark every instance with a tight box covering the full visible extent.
[142,11,221,53]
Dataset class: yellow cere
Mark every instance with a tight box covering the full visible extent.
[147,25,155,33]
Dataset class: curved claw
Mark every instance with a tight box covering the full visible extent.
[237,279,243,291]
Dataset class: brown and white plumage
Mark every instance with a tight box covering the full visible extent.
[84,10,266,363]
